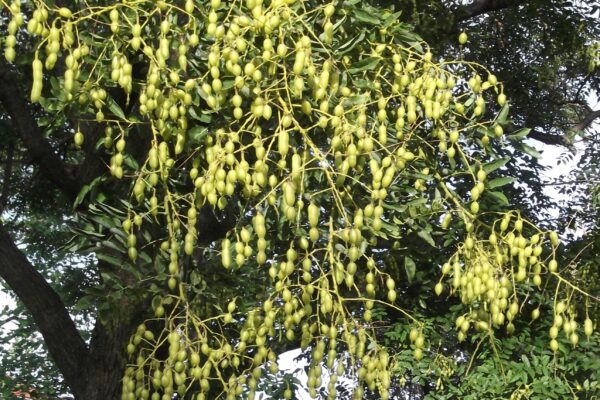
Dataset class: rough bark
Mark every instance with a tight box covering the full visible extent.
[0,224,89,398]
[82,294,144,400]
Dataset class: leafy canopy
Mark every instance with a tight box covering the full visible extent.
[2,0,599,399]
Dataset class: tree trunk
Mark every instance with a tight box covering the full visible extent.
[0,223,146,399]
[81,322,134,399]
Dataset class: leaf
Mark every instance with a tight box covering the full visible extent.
[336,31,365,56]
[518,142,542,159]
[483,157,510,174]
[97,253,125,267]
[352,9,380,25]
[73,176,104,208]
[497,103,509,124]
[74,295,94,311]
[188,126,208,145]
[348,57,380,74]
[405,256,416,283]
[188,107,213,123]
[417,230,435,247]
[106,96,126,119]
[487,177,515,189]
[486,191,509,206]
[382,12,404,29]
[508,128,531,140]
[123,154,139,170]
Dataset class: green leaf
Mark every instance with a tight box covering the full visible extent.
[352,9,380,25]
[73,176,104,208]
[405,256,416,283]
[417,230,435,247]
[486,191,509,206]
[74,295,95,311]
[497,103,509,124]
[106,96,126,119]
[382,12,404,29]
[348,57,380,74]
[487,177,515,189]
[336,31,365,56]
[518,142,542,158]
[508,128,531,140]
[123,154,139,170]
[97,253,125,267]
[483,157,510,174]
[188,126,208,145]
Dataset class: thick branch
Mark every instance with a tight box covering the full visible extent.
[575,109,600,132]
[455,0,529,22]
[0,141,15,213]
[527,129,568,145]
[0,224,88,398]
[0,63,80,200]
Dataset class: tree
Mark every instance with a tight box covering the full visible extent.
[1,0,599,399]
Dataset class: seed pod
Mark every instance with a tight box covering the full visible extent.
[278,129,289,157]
[58,7,72,18]
[308,203,319,227]
[284,182,296,207]
[549,231,559,247]
[74,131,84,147]
[293,50,305,75]
[584,318,593,337]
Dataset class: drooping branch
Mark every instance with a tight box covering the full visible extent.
[0,63,80,200]
[0,224,89,398]
[455,0,529,22]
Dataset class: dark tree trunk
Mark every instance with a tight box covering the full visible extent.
[0,223,147,399]
[0,224,89,398]
[82,320,137,399]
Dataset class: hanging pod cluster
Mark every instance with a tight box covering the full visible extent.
[4,0,596,398]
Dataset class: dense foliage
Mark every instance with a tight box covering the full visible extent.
[1,0,600,399]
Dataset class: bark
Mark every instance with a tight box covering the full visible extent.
[82,294,144,400]
[0,62,135,398]
[455,0,529,22]
[0,140,15,213]
[0,63,80,200]
[0,221,145,399]
[0,224,89,398]
[528,129,568,145]
[574,109,600,132]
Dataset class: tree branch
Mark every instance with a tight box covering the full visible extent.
[0,63,80,200]
[455,0,529,22]
[0,224,88,398]
[0,141,15,213]
[527,129,568,145]
[574,109,600,132]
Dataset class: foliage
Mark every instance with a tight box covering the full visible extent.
[1,0,600,399]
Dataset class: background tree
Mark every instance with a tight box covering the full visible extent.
[1,1,599,399]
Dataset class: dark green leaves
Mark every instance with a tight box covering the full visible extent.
[405,256,416,283]
[483,157,511,174]
[106,96,126,119]
[352,9,380,25]
[487,177,516,189]
[347,57,380,74]
[508,128,531,141]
